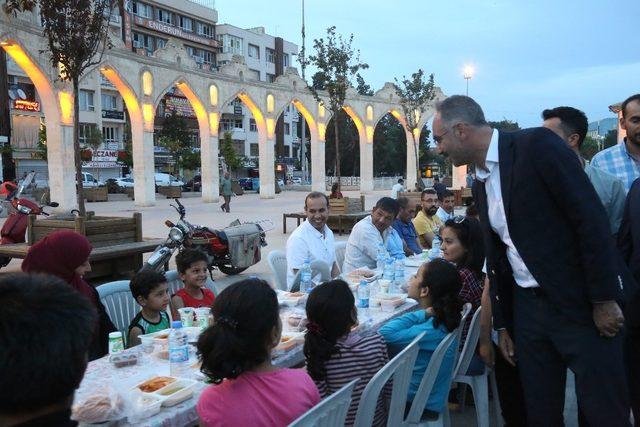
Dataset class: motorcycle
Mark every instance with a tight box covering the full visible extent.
[142,198,272,275]
[0,172,59,267]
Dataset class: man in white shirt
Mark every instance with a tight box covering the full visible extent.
[343,197,400,273]
[391,178,405,199]
[286,192,340,289]
[435,189,455,223]
[433,95,630,426]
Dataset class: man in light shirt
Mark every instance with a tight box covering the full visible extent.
[343,197,400,273]
[435,189,455,223]
[434,95,630,426]
[391,178,405,199]
[286,192,340,289]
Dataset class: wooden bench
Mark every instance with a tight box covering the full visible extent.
[158,185,182,198]
[84,187,108,202]
[282,212,307,234]
[327,195,367,235]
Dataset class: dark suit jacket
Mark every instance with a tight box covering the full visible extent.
[473,127,624,332]
[618,177,640,329]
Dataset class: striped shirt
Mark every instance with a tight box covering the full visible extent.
[590,139,640,192]
[313,331,390,426]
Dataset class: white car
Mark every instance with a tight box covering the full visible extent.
[292,177,302,184]
[81,172,104,188]
[155,172,184,187]
[114,177,134,188]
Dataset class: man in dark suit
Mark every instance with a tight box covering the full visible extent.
[618,177,640,425]
[434,95,631,426]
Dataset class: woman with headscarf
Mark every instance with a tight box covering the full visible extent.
[22,230,116,360]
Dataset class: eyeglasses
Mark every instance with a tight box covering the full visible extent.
[453,215,466,224]
[433,130,449,145]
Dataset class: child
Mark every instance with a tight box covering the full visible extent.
[171,249,215,319]
[304,280,390,426]
[197,278,320,426]
[379,258,463,419]
[128,270,171,347]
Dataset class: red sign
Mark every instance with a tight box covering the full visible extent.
[13,99,40,112]
[133,16,219,48]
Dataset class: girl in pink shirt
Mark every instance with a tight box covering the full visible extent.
[196,278,320,427]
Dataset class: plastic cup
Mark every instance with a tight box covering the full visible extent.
[380,299,396,313]
[195,308,211,330]
[378,279,390,294]
[178,308,195,327]
[139,336,155,353]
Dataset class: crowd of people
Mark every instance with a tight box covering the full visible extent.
[1,93,639,427]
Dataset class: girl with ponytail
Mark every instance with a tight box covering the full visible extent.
[380,258,463,418]
[196,278,319,427]
[304,280,389,426]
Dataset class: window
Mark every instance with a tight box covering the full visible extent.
[233,141,245,156]
[248,44,260,59]
[132,1,152,18]
[133,32,153,52]
[156,8,173,24]
[250,143,259,157]
[78,123,97,145]
[179,15,192,31]
[201,50,213,64]
[102,126,120,147]
[101,93,117,110]
[284,146,290,157]
[79,90,94,111]
[248,69,260,81]
[284,123,290,135]
[221,118,243,131]
[266,73,276,83]
[234,119,243,129]
[249,118,257,132]
[156,38,167,49]
[196,22,213,38]
[266,48,275,63]
[283,53,289,67]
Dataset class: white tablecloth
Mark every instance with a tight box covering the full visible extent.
[76,294,419,426]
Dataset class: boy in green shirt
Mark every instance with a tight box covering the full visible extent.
[127,270,171,347]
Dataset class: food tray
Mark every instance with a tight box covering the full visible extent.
[276,290,306,306]
[132,376,197,407]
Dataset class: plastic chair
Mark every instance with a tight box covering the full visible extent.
[288,379,359,427]
[268,250,288,291]
[403,303,472,427]
[97,280,137,338]
[334,241,347,273]
[290,259,331,292]
[353,332,426,427]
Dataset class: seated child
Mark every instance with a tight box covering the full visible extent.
[379,258,463,419]
[128,270,171,347]
[304,280,390,426]
[197,278,320,426]
[171,248,215,319]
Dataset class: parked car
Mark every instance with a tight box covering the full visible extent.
[277,179,285,188]
[183,175,201,192]
[292,177,302,184]
[114,177,135,188]
[238,178,253,191]
[154,172,184,187]
[81,172,104,188]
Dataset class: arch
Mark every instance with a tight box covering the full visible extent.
[274,96,318,134]
[220,90,267,131]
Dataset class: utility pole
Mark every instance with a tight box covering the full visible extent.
[299,0,308,184]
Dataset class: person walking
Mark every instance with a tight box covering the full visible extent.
[220,171,233,213]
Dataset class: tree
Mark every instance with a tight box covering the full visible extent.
[157,111,193,176]
[356,73,373,96]
[580,136,600,161]
[35,122,47,160]
[488,119,521,131]
[604,129,618,149]
[5,0,115,217]
[299,26,368,180]
[219,131,241,176]
[82,125,103,181]
[394,69,436,188]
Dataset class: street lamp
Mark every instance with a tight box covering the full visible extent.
[463,65,474,96]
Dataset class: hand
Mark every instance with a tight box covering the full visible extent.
[478,340,495,367]
[592,301,624,337]
[498,330,516,367]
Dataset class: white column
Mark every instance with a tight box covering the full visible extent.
[359,129,373,192]
[259,135,275,199]
[311,131,325,192]
[201,134,219,202]
[131,124,156,206]
[47,123,78,211]
[406,130,418,190]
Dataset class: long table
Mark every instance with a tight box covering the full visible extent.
[75,297,418,426]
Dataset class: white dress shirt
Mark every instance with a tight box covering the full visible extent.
[436,207,454,223]
[286,220,336,288]
[391,183,405,199]
[343,215,392,274]
[475,129,539,288]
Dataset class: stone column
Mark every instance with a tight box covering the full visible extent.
[406,128,420,190]
[47,123,78,211]
[201,134,219,203]
[359,128,373,192]
[259,133,275,199]
[310,130,325,192]
[131,122,156,206]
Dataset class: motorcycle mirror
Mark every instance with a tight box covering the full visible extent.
[165,220,175,228]
[48,202,59,208]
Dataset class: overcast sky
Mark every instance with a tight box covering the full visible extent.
[217,0,639,128]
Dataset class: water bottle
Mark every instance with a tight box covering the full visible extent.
[169,321,190,378]
[357,280,370,308]
[429,235,442,261]
[383,258,395,281]
[300,259,312,293]
[393,259,405,293]
[376,243,387,272]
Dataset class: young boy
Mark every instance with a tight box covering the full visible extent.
[171,248,215,319]
[128,270,171,347]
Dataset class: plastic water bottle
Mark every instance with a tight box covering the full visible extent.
[300,259,312,293]
[383,258,395,281]
[169,321,190,378]
[393,259,405,293]
[357,280,370,308]
[376,243,387,272]
[429,236,442,261]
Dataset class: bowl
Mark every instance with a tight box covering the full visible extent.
[155,379,197,407]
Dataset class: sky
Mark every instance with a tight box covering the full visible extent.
[217,0,640,128]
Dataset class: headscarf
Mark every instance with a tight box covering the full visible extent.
[22,230,96,305]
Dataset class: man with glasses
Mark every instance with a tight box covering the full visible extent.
[412,189,442,249]
[434,95,631,426]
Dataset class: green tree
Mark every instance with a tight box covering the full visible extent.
[488,119,521,131]
[356,73,373,96]
[604,129,618,149]
[35,122,47,160]
[580,136,600,161]
[157,111,193,176]
[82,125,103,181]
[220,131,241,176]
[394,69,436,188]
[5,0,115,217]
[299,26,368,180]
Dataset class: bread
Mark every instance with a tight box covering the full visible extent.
[72,392,123,423]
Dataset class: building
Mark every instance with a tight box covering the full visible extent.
[215,24,300,171]
[587,117,618,139]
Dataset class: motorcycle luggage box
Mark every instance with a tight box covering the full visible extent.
[223,223,262,268]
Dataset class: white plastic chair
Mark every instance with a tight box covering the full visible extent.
[334,241,347,273]
[403,303,472,427]
[97,280,137,337]
[353,332,426,427]
[288,379,359,427]
[268,250,288,290]
[290,259,332,292]
[452,307,502,427]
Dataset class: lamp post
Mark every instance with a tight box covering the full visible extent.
[463,65,474,96]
